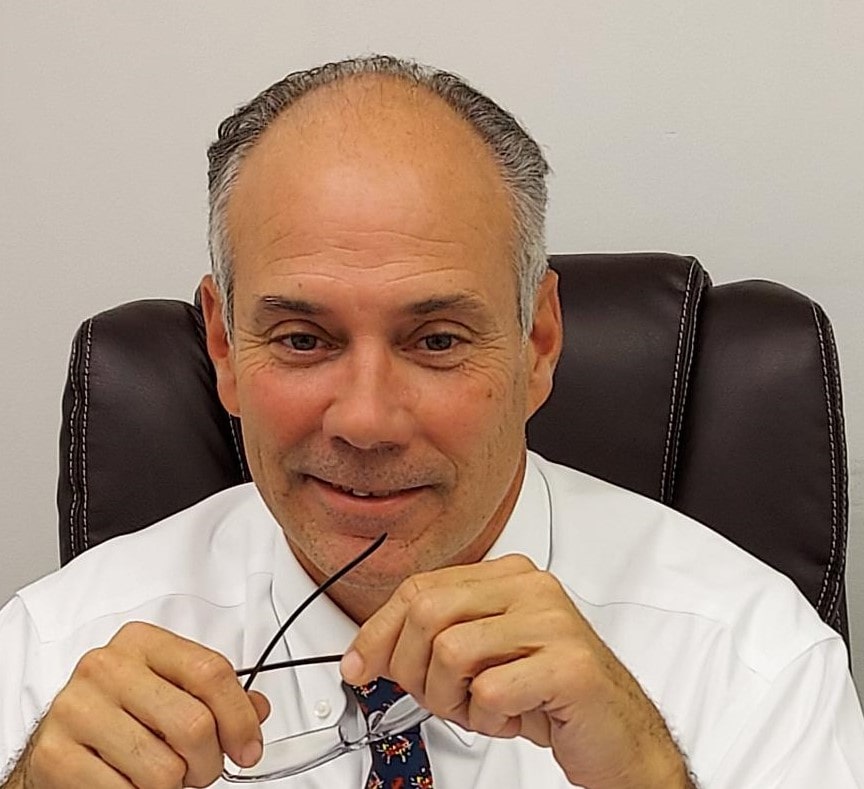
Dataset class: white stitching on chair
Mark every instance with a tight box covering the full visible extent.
[660,260,697,501]
[228,416,248,482]
[668,272,704,500]
[825,320,848,618]
[67,326,82,558]
[811,303,838,616]
[82,319,93,552]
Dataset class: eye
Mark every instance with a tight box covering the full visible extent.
[280,333,321,351]
[419,333,458,352]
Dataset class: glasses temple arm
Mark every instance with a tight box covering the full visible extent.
[238,532,388,691]
[235,653,342,679]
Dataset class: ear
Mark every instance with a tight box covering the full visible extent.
[199,274,241,416]
[525,270,563,419]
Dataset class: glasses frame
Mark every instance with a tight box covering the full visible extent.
[222,532,431,782]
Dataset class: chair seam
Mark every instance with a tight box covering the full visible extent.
[66,326,82,559]
[660,259,697,502]
[82,319,93,552]
[825,308,849,619]
[228,416,248,482]
[811,303,838,617]
[667,269,704,500]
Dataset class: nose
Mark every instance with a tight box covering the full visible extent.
[322,343,415,451]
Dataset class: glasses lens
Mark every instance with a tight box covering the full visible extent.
[223,724,349,782]
[222,684,432,782]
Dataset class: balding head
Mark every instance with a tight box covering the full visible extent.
[207,55,550,338]
[227,75,515,314]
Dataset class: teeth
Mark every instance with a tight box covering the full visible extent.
[332,482,392,498]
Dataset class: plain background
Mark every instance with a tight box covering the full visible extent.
[1,2,862,705]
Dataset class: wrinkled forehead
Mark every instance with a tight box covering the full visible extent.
[226,75,517,268]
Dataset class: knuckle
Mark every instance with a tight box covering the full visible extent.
[74,646,117,681]
[432,628,466,670]
[532,569,563,596]
[499,553,536,573]
[29,727,69,779]
[406,588,443,632]
[147,753,186,789]
[190,651,234,687]
[46,687,82,724]
[182,704,218,747]
[113,619,155,645]
[395,574,425,605]
[470,672,506,710]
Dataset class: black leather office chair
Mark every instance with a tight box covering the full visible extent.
[57,252,850,647]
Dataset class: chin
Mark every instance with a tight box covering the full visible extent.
[290,529,417,585]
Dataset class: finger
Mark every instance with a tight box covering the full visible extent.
[29,734,137,789]
[466,657,556,739]
[387,575,521,701]
[150,646,264,770]
[248,690,271,724]
[396,569,559,708]
[113,622,263,767]
[422,613,531,723]
[47,681,188,788]
[111,667,225,786]
[343,555,536,684]
[423,592,584,722]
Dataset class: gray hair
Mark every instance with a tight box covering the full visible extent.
[207,54,550,339]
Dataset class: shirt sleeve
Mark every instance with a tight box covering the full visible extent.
[0,595,46,782]
[705,637,864,787]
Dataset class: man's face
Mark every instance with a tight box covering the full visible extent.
[202,79,561,612]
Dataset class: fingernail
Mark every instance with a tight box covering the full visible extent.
[240,740,262,767]
[340,649,365,682]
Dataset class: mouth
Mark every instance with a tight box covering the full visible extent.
[326,481,401,498]
[305,474,428,501]
[297,472,439,540]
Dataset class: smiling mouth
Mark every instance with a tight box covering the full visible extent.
[330,482,397,498]
[307,475,421,499]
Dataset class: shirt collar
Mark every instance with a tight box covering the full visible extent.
[260,451,553,747]
[484,451,553,570]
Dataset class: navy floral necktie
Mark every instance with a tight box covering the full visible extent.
[350,677,434,789]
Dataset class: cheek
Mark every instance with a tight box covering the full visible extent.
[235,366,326,446]
[421,369,525,457]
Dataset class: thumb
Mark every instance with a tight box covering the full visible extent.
[247,690,271,724]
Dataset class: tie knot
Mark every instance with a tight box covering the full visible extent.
[350,677,407,718]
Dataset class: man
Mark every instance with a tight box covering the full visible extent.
[1,55,863,788]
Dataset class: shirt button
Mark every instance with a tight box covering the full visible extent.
[313,700,332,719]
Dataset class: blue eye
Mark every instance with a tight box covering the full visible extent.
[284,334,319,351]
[422,334,456,351]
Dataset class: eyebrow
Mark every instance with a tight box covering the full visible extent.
[408,293,490,316]
[254,296,326,321]
[253,292,491,321]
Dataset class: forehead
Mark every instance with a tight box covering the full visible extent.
[225,76,516,286]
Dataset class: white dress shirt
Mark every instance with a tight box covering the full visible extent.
[1,452,863,787]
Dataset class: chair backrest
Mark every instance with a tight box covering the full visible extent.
[57,252,850,646]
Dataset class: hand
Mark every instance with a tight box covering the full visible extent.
[340,555,691,789]
[15,622,268,788]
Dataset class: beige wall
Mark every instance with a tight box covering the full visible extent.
[1,1,862,701]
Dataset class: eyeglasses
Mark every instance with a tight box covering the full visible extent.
[222,533,432,782]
